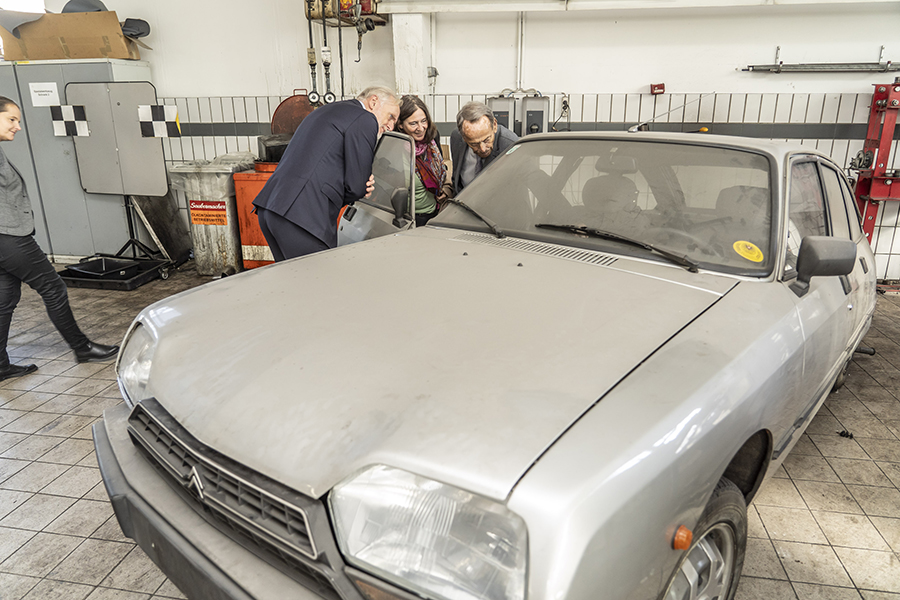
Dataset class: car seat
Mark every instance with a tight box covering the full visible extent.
[581,174,647,232]
[715,185,771,247]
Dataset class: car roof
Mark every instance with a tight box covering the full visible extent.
[518,130,831,161]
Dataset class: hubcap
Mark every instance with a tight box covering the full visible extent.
[664,523,735,600]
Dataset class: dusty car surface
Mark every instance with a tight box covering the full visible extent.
[95,131,876,600]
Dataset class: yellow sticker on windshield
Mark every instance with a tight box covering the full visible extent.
[733,241,764,262]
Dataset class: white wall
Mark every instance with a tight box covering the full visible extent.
[430,4,900,96]
[53,1,896,100]
[91,0,397,97]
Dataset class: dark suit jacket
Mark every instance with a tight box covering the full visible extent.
[253,100,378,247]
[449,123,518,195]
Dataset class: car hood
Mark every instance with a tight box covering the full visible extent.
[141,229,737,500]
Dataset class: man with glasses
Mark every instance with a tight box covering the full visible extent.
[449,102,519,196]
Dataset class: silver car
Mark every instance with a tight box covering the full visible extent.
[95,131,876,600]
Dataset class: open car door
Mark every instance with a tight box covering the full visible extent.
[338,131,415,246]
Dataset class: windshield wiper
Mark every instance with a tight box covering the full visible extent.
[535,223,700,273]
[443,198,505,239]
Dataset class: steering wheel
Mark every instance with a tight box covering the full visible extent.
[645,227,724,256]
[685,216,734,232]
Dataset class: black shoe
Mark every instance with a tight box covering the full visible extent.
[0,363,38,382]
[74,342,120,363]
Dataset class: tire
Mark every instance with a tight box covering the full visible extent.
[661,478,747,600]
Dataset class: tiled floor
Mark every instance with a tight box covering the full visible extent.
[0,263,206,600]
[0,263,898,600]
[735,291,900,600]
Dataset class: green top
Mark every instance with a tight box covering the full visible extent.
[414,173,437,215]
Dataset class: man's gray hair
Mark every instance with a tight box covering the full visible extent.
[357,86,398,105]
[456,101,495,131]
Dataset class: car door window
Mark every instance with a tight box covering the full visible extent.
[838,175,864,240]
[337,132,414,247]
[363,132,414,214]
[820,165,851,240]
[785,161,827,274]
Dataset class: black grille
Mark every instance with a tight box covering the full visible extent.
[127,399,340,599]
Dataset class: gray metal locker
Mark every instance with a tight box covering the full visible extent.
[8,58,154,258]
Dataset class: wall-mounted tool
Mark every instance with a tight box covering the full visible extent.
[308,2,380,70]
[745,45,898,73]
[305,0,320,105]
[320,0,336,103]
[355,3,375,63]
[336,1,345,98]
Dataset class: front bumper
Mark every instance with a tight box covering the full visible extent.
[93,403,330,600]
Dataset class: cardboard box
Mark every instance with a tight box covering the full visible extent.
[0,11,140,61]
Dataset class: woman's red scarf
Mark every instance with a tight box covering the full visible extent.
[415,139,446,195]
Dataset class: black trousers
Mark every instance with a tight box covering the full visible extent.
[0,233,89,368]
[256,207,329,261]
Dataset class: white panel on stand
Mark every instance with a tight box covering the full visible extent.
[67,82,168,196]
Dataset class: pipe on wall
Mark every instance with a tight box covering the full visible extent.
[516,11,525,91]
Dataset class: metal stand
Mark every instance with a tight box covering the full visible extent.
[59,196,174,290]
[114,195,162,259]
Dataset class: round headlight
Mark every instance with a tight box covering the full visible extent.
[116,322,157,407]
[330,465,528,600]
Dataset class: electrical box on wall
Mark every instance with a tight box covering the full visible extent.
[487,97,515,132]
[487,95,549,137]
[522,95,549,135]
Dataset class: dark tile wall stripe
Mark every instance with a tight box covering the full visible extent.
[175,122,889,141]
[178,122,272,137]
[436,122,893,140]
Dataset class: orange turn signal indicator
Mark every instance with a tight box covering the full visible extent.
[673,525,693,550]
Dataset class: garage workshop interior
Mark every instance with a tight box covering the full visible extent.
[1,1,900,600]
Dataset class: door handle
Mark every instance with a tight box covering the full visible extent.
[839,275,851,295]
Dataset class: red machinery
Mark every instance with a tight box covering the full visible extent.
[852,79,900,242]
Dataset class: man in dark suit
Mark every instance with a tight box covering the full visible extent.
[449,101,519,196]
[253,86,400,261]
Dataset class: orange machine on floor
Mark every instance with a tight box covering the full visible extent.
[234,163,277,269]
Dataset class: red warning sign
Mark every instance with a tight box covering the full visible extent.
[189,200,227,226]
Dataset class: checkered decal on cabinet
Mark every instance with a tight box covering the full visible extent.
[50,105,89,137]
[139,105,181,137]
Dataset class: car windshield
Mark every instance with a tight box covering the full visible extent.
[431,138,775,276]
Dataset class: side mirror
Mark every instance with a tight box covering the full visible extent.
[390,187,410,228]
[789,236,856,297]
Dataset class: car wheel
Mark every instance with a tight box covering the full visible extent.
[661,477,747,600]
